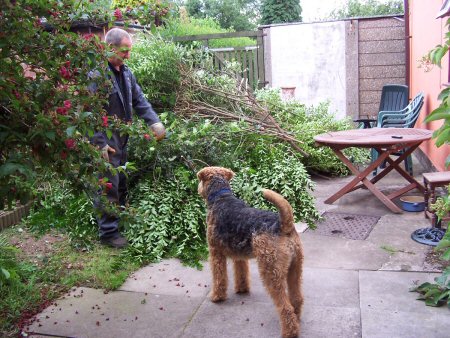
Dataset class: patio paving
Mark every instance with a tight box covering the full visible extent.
[26,156,450,337]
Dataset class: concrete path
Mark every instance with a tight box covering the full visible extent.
[26,160,450,337]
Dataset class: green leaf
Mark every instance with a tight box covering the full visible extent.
[45,131,56,141]
[66,126,77,137]
[435,127,450,147]
[424,108,450,123]
[1,267,10,280]
[442,249,450,261]
[437,239,450,250]
[106,129,113,140]
[0,162,31,178]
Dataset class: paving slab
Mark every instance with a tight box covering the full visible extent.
[120,258,212,298]
[367,214,432,271]
[301,232,390,270]
[182,266,361,338]
[26,287,204,338]
[360,271,450,338]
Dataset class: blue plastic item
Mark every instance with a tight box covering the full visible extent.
[411,227,445,246]
[400,195,425,212]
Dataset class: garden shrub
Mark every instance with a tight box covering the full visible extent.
[160,17,257,48]
[126,34,185,108]
[256,88,369,175]
[25,182,97,250]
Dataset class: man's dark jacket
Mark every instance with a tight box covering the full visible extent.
[89,63,160,150]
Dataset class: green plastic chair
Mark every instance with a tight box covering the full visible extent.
[371,92,424,175]
[355,84,410,129]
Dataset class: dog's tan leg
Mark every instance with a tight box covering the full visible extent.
[233,259,250,294]
[209,249,228,302]
[287,247,304,320]
[253,235,299,338]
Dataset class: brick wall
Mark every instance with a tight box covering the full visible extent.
[358,17,406,117]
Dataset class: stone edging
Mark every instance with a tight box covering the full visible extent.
[0,202,33,231]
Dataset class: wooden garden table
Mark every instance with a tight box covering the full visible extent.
[314,128,433,213]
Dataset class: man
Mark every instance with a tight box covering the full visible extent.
[90,28,165,248]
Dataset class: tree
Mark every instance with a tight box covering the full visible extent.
[185,0,261,31]
[329,0,403,19]
[260,0,302,25]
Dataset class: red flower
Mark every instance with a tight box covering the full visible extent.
[144,133,151,140]
[60,151,67,160]
[65,138,76,149]
[83,33,95,41]
[105,182,113,190]
[56,107,68,115]
[102,116,108,127]
[12,90,20,99]
[59,66,71,79]
[114,8,123,20]
[64,61,71,67]
[63,100,71,109]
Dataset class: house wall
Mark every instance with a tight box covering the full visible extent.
[263,16,406,121]
[409,0,450,171]
[263,21,347,119]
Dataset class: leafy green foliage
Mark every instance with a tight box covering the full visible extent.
[160,17,257,48]
[329,0,404,19]
[25,182,97,250]
[412,264,450,307]
[255,88,369,175]
[260,0,302,25]
[185,0,260,31]
[124,167,208,268]
[127,34,184,108]
[0,0,116,209]
[111,0,172,27]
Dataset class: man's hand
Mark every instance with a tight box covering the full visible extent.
[101,145,116,162]
[150,122,166,141]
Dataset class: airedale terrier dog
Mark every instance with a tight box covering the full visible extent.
[197,166,304,338]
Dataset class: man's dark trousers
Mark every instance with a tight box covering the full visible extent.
[95,133,128,239]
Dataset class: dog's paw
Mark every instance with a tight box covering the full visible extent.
[210,291,227,302]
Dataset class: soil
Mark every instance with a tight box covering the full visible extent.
[8,229,67,266]
[424,245,450,272]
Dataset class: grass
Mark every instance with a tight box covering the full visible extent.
[0,225,141,338]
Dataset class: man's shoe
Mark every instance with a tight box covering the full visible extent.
[100,234,128,248]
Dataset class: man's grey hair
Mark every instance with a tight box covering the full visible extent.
[105,28,132,46]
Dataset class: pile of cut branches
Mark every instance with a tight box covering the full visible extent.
[174,64,308,157]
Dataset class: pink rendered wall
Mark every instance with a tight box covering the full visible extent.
[409,0,450,171]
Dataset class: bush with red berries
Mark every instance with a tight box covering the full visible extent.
[0,0,125,208]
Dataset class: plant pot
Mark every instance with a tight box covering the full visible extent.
[400,195,425,212]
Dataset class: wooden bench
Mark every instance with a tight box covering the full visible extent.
[423,172,450,228]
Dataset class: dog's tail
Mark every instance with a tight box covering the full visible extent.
[262,189,294,235]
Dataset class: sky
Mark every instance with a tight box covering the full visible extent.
[301,0,347,22]
[301,0,397,22]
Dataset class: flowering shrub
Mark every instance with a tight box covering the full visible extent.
[111,0,173,27]
[0,0,134,208]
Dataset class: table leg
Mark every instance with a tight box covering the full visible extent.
[324,148,403,213]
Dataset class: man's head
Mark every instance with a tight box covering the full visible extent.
[105,28,132,69]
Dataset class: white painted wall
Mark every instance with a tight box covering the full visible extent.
[264,21,347,119]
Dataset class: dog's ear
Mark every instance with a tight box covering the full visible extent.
[197,167,212,182]
[220,168,235,181]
